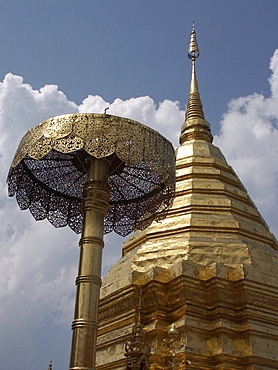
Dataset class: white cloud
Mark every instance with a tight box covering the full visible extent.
[1,49,278,369]
[79,94,109,114]
[0,73,78,183]
[0,74,80,369]
[214,49,278,236]
[0,75,183,370]
[79,95,183,147]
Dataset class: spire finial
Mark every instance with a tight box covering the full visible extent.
[188,21,199,60]
[180,22,213,145]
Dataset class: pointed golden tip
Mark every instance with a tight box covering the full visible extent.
[180,22,213,145]
[188,21,199,60]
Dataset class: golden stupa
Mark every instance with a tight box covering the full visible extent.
[96,24,278,370]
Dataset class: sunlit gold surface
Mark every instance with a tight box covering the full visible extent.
[8,112,176,370]
[9,112,176,235]
[69,157,110,370]
[188,21,199,60]
[96,23,278,370]
[11,113,175,184]
[96,136,278,370]
[180,23,212,144]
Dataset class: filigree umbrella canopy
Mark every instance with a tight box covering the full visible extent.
[7,113,176,370]
[7,113,175,237]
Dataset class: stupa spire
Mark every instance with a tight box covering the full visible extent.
[180,21,213,144]
[188,20,200,96]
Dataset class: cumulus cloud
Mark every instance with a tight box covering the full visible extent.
[0,74,183,370]
[214,49,278,236]
[0,74,79,369]
[79,95,182,147]
[1,49,278,370]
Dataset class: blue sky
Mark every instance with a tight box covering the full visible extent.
[1,0,278,133]
[1,1,278,370]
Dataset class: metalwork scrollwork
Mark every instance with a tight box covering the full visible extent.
[7,113,176,236]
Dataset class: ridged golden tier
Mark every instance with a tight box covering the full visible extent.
[96,24,278,370]
[97,137,278,370]
[123,139,278,270]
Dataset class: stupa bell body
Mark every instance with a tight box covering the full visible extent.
[96,25,278,369]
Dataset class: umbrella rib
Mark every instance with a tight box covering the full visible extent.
[63,172,85,187]
[109,178,126,201]
[110,183,164,205]
[115,173,149,195]
[21,160,81,202]
[26,161,72,171]
[120,167,158,185]
[34,157,73,161]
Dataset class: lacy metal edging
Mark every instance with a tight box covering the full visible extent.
[7,113,176,236]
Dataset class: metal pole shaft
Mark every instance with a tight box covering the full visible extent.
[69,157,110,370]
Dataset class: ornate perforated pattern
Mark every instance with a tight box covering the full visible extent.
[7,113,175,236]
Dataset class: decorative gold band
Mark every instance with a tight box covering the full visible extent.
[75,275,102,286]
[71,318,98,330]
[79,236,105,248]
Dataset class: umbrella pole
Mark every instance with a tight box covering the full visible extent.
[69,156,110,370]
